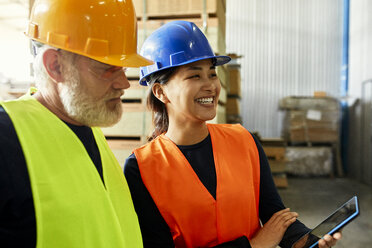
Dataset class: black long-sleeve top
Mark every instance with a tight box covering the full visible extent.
[124,133,310,248]
[0,106,104,248]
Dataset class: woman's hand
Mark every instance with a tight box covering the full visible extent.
[318,232,342,248]
[250,208,298,248]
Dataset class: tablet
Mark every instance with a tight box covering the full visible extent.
[291,196,359,248]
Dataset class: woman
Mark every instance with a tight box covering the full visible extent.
[124,21,341,248]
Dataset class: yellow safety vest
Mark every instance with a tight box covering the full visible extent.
[1,89,143,248]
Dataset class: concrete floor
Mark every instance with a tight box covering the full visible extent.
[278,177,372,248]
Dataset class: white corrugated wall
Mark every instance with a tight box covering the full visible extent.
[226,0,344,137]
[349,0,372,96]
[348,0,372,184]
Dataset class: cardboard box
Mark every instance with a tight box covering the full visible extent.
[226,97,240,115]
[217,64,228,89]
[101,103,152,138]
[280,96,340,110]
[285,146,333,176]
[281,96,341,143]
[283,110,340,142]
[226,114,242,124]
[133,0,224,17]
[314,91,327,97]
[227,68,241,96]
[125,67,140,79]
[123,80,148,99]
[288,128,339,143]
[107,139,145,169]
[218,84,227,105]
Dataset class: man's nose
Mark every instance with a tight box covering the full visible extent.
[112,70,130,90]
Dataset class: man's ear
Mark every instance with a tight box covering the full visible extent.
[43,49,64,83]
[152,83,169,104]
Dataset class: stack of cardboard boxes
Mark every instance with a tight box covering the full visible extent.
[225,56,242,124]
[280,96,340,143]
[280,95,343,177]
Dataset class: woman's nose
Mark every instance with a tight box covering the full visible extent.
[203,77,218,91]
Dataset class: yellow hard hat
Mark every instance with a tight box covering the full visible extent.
[26,0,153,68]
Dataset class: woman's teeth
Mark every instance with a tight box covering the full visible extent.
[196,97,214,104]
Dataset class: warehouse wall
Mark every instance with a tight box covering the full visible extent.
[348,0,372,184]
[225,0,344,138]
[349,0,372,96]
[0,1,32,84]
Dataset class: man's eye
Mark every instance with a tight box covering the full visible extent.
[93,65,110,73]
[103,66,123,75]
[210,73,217,78]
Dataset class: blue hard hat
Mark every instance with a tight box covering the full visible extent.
[139,20,231,86]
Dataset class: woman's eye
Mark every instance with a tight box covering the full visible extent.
[188,75,200,79]
[210,73,217,78]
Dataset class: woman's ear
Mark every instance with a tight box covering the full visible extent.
[152,83,169,104]
[43,49,64,83]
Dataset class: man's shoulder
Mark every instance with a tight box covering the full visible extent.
[0,106,26,172]
[0,106,15,132]
[0,105,12,125]
[0,106,21,144]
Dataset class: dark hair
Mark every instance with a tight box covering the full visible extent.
[146,67,178,141]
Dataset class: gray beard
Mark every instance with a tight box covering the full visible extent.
[59,66,123,127]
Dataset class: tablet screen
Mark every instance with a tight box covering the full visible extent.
[292,196,359,248]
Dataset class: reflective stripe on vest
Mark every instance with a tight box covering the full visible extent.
[1,91,143,248]
[134,123,260,248]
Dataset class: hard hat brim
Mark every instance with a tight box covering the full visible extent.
[95,53,154,68]
[139,55,231,86]
[27,37,154,68]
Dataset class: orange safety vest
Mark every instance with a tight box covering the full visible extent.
[134,123,261,247]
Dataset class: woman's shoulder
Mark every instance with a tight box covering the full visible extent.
[124,152,140,174]
[208,123,253,136]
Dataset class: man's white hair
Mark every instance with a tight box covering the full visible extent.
[32,42,75,91]
[32,43,54,91]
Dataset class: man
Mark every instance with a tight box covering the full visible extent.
[0,0,152,247]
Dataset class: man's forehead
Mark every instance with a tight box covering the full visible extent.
[81,55,123,69]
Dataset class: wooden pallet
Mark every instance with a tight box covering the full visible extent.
[260,137,287,147]
[268,160,287,173]
[272,173,289,188]
[261,138,288,188]
[263,146,286,161]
